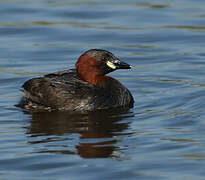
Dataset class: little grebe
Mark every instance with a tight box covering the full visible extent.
[21,49,134,111]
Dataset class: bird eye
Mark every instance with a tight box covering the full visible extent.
[114,60,120,64]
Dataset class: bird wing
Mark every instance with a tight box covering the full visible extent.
[22,71,96,110]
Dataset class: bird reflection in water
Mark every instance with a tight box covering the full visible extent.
[25,109,134,158]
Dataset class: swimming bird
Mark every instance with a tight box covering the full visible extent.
[20,49,134,112]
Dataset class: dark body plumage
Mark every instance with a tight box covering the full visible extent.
[20,49,134,112]
[22,69,134,112]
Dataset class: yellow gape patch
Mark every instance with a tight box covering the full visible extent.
[106,61,116,69]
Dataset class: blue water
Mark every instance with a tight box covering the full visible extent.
[1,0,205,179]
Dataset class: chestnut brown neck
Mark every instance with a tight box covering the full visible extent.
[76,54,105,86]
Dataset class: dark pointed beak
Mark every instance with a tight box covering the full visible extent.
[113,59,132,69]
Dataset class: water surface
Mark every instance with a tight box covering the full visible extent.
[1,0,205,179]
